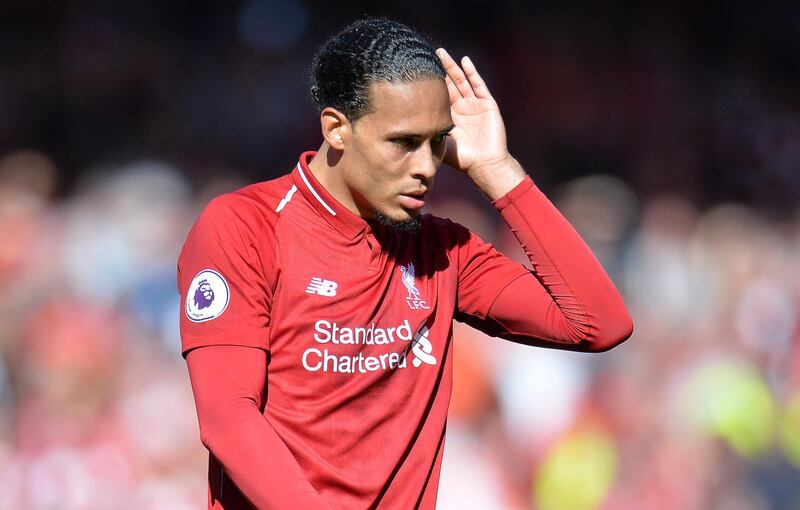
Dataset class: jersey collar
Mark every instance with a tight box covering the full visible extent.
[291,151,369,239]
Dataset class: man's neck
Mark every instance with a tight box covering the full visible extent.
[307,143,361,218]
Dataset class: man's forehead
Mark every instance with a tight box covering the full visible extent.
[360,79,451,131]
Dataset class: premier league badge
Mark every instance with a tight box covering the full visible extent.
[185,269,230,322]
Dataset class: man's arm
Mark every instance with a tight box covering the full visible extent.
[437,49,632,351]
[178,196,329,509]
[460,176,633,352]
[187,345,330,509]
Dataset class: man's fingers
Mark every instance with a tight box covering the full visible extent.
[461,56,492,99]
[444,76,461,104]
[436,48,474,98]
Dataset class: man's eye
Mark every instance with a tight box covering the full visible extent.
[392,138,415,148]
[433,133,449,144]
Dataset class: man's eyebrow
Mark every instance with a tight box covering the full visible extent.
[387,125,456,138]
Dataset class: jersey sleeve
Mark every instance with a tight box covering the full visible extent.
[457,176,633,351]
[452,220,531,320]
[177,194,276,356]
[187,345,331,508]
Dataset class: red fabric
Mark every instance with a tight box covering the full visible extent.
[187,346,330,509]
[482,177,634,351]
[179,152,633,509]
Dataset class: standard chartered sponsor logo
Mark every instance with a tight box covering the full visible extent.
[313,319,413,345]
[302,319,437,374]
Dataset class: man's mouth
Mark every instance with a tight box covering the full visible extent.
[398,190,427,210]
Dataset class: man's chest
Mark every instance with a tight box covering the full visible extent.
[265,220,456,381]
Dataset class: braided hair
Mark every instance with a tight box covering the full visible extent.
[310,18,445,123]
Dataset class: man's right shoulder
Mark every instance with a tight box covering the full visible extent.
[195,173,296,235]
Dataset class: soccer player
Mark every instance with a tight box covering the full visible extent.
[178,18,633,510]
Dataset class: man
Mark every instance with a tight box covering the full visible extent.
[178,18,633,509]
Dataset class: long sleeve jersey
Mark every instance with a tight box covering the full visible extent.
[178,151,633,509]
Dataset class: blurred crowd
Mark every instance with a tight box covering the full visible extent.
[0,152,206,508]
[2,1,800,509]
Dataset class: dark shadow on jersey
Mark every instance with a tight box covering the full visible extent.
[371,213,477,280]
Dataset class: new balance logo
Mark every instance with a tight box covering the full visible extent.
[305,277,338,297]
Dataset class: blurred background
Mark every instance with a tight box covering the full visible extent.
[1,1,799,508]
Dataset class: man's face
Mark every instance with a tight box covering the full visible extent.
[339,79,453,225]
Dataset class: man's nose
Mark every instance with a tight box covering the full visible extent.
[411,142,438,182]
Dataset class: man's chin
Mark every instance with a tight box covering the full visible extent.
[371,211,422,234]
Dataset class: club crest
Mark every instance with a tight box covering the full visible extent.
[400,262,429,310]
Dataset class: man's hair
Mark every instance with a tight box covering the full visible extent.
[310,18,445,122]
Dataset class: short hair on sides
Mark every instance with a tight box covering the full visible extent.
[310,17,445,123]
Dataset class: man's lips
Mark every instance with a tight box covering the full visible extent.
[398,191,427,209]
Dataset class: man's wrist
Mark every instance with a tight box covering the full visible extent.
[468,153,528,201]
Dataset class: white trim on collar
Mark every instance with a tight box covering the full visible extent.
[296,163,336,216]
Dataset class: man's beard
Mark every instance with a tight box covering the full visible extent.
[371,211,422,235]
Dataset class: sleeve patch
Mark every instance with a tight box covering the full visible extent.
[185,269,230,322]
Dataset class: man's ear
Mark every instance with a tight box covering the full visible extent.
[320,107,351,151]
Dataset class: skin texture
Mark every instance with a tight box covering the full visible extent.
[308,49,528,224]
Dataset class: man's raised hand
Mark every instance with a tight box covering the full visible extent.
[435,48,526,200]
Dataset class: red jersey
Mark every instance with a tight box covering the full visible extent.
[179,151,529,508]
[178,151,633,509]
